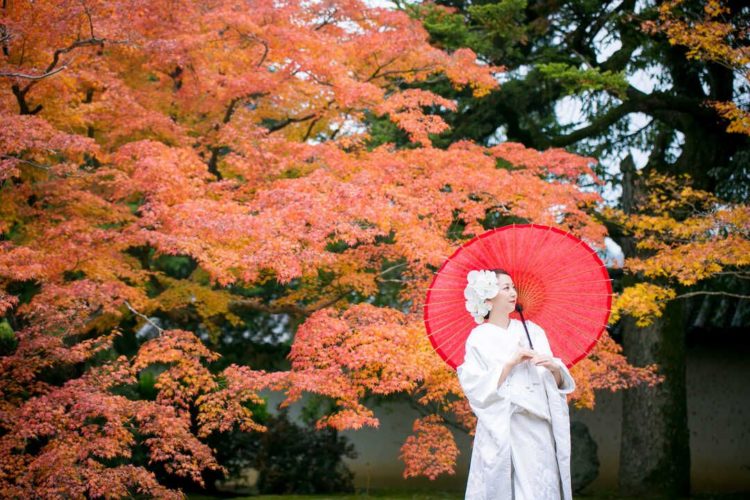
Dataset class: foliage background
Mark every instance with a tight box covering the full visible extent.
[1,0,748,497]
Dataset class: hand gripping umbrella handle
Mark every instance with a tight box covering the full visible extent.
[516,304,534,350]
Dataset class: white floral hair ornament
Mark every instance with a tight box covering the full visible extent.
[464,270,500,324]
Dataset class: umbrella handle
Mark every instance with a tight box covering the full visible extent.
[516,304,534,350]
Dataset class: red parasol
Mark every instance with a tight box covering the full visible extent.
[424,224,612,369]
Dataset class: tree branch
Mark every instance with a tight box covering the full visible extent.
[8,37,107,114]
[676,291,750,300]
[302,115,321,142]
[230,291,351,318]
[45,37,104,75]
[0,65,68,80]
[715,271,750,280]
[266,112,320,133]
[125,300,164,334]
[1,155,52,171]
[548,100,636,147]
[235,30,269,68]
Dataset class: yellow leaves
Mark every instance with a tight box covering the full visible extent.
[626,236,750,286]
[612,283,677,327]
[650,0,748,67]
[638,171,716,216]
[607,172,748,324]
[645,1,750,137]
[608,171,749,296]
[713,101,750,136]
[153,276,243,334]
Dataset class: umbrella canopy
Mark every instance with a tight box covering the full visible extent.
[424,224,612,369]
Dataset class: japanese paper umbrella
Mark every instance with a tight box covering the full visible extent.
[424,224,612,369]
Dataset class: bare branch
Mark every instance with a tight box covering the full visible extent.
[46,37,104,75]
[235,29,269,68]
[313,8,338,31]
[1,155,52,170]
[715,271,750,280]
[222,91,267,124]
[380,262,408,276]
[676,291,750,300]
[267,112,320,133]
[230,290,351,317]
[302,115,321,141]
[0,65,68,80]
[125,300,164,334]
[79,0,96,39]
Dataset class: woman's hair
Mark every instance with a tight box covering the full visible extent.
[483,268,511,320]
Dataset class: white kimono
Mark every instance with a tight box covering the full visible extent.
[457,320,576,500]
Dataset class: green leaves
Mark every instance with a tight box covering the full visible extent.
[413,0,528,63]
[536,63,629,98]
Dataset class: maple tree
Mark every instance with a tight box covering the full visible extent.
[1,0,658,495]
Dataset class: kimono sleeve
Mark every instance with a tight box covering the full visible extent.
[531,322,576,395]
[457,334,510,410]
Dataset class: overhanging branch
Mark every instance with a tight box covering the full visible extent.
[0,65,68,80]
[676,291,750,300]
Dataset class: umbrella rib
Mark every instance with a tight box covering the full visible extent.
[444,252,485,274]
[536,308,608,347]
[510,228,561,281]
[440,336,472,368]
[427,322,475,365]
[509,237,601,283]
[426,306,471,323]
[512,226,558,285]
[425,314,473,339]
[425,294,613,313]
[478,230,512,272]
[538,265,611,285]
[431,266,608,280]
[540,314,608,358]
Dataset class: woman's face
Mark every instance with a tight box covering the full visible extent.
[487,273,517,315]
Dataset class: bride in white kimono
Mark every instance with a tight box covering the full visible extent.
[458,269,576,500]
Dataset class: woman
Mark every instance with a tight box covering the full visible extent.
[457,269,576,500]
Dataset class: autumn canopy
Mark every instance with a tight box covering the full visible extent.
[0,0,668,496]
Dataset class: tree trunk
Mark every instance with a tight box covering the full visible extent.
[617,157,690,497]
[619,301,690,497]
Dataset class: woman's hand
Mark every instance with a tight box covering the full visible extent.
[509,348,536,368]
[532,354,563,387]
[497,348,535,388]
